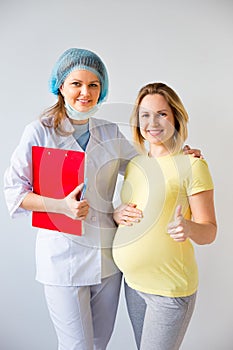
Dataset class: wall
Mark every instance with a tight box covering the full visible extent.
[0,0,233,349]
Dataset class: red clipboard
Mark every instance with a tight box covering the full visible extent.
[32,146,85,235]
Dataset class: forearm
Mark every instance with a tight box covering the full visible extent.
[20,192,64,214]
[167,201,217,245]
[186,219,217,245]
[20,188,89,220]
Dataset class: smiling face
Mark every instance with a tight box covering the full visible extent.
[139,94,175,155]
[59,69,101,112]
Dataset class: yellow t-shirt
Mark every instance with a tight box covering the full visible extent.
[113,153,214,297]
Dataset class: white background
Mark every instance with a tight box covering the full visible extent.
[0,0,233,349]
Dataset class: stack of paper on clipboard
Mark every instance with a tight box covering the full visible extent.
[32,146,85,235]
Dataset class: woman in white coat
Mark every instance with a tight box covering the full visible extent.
[4,48,139,350]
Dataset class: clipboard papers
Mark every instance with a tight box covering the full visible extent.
[32,146,85,235]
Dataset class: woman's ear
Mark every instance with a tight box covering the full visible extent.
[59,84,64,96]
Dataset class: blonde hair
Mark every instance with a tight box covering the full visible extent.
[130,82,189,154]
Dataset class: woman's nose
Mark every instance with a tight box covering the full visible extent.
[151,115,160,125]
[80,85,89,95]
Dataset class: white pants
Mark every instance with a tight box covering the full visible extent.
[44,273,122,350]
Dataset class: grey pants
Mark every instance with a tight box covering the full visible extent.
[124,281,146,349]
[124,281,196,350]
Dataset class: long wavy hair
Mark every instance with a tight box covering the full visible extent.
[40,93,70,135]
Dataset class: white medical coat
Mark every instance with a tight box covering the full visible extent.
[4,116,137,286]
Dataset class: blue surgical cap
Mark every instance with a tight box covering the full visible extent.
[49,48,109,104]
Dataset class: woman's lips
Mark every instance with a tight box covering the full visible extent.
[148,129,163,137]
[77,99,90,105]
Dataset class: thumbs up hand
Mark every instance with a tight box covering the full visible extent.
[167,205,189,242]
[58,183,89,220]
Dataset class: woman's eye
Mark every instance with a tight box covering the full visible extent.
[72,82,81,87]
[157,113,166,118]
[89,83,99,88]
[140,113,150,118]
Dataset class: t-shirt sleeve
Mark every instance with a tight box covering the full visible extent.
[186,158,214,196]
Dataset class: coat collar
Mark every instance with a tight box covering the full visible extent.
[51,116,114,151]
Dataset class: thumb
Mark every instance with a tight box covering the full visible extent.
[174,204,182,220]
[70,183,84,197]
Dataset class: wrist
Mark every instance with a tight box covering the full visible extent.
[42,197,64,214]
